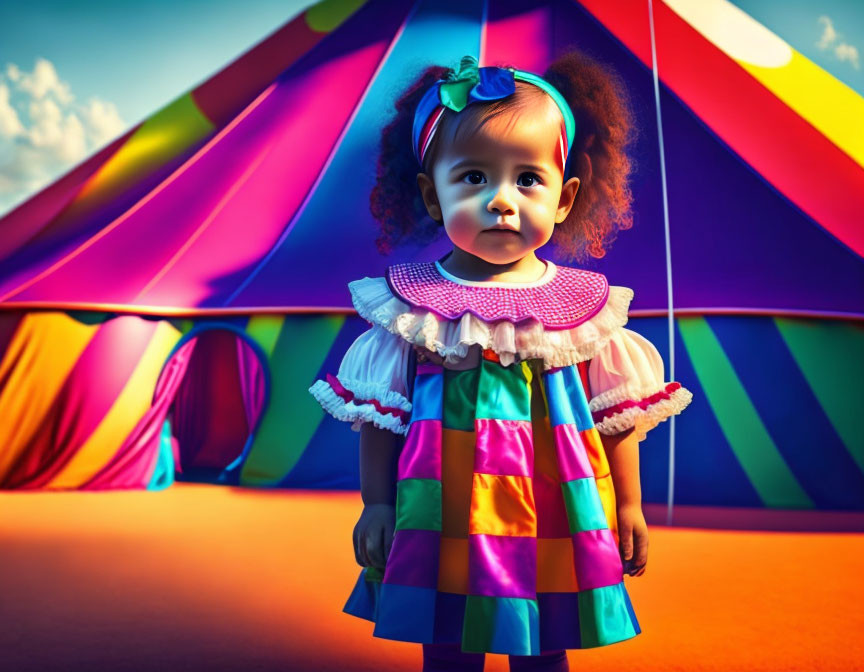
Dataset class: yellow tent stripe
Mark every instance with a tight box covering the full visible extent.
[0,313,99,481]
[739,50,864,169]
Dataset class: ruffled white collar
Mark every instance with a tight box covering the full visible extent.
[350,262,634,370]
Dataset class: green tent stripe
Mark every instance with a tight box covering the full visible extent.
[774,317,864,472]
[677,316,813,508]
[126,92,215,174]
[240,314,345,486]
[245,314,286,359]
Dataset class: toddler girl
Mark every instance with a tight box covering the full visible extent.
[309,50,693,672]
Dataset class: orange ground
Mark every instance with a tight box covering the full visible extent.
[1,484,861,672]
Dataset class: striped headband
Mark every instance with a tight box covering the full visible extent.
[411,55,577,174]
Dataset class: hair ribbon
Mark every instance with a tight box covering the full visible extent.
[411,55,577,174]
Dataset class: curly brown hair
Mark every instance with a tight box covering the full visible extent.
[370,48,637,262]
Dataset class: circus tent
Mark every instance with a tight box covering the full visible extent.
[0,0,861,516]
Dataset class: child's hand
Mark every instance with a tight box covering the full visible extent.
[617,503,648,577]
[353,503,395,570]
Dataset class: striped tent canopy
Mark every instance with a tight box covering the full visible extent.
[0,0,861,517]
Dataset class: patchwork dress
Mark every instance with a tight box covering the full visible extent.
[309,259,692,656]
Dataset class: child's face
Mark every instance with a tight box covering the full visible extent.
[418,97,580,266]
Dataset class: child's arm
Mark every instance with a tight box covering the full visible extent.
[360,423,400,505]
[602,426,648,577]
[353,424,400,571]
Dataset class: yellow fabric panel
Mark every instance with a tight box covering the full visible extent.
[47,321,182,489]
[0,313,99,481]
[537,537,579,593]
[438,536,469,594]
[596,473,619,538]
[468,473,537,537]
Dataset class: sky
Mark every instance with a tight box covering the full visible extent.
[0,0,860,217]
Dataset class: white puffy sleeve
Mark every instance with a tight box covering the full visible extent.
[588,327,693,441]
[308,325,413,436]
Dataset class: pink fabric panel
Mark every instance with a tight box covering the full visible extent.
[551,424,593,481]
[570,528,623,591]
[473,419,534,477]
[398,420,442,480]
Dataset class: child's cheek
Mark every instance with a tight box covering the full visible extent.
[442,208,481,249]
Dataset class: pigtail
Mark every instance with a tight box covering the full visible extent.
[543,50,638,262]
[371,66,448,255]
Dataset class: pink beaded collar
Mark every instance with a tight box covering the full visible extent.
[385,260,609,329]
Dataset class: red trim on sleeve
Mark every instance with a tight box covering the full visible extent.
[326,373,410,422]
[591,382,682,423]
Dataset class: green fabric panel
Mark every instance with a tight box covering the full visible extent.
[240,314,344,486]
[443,366,479,431]
[475,357,531,421]
[578,583,636,647]
[245,314,285,358]
[677,317,813,508]
[561,478,608,533]
[461,595,540,655]
[305,0,367,32]
[775,317,864,472]
[395,478,442,531]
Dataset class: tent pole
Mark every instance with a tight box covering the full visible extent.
[647,0,677,527]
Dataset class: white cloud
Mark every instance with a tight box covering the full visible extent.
[79,98,126,148]
[834,43,860,70]
[0,58,127,216]
[815,15,860,70]
[6,63,21,83]
[0,83,25,138]
[816,16,837,50]
[16,57,73,104]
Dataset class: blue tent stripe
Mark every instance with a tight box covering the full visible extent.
[627,317,764,508]
[707,316,864,509]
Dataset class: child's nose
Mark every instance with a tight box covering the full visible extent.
[487,185,516,216]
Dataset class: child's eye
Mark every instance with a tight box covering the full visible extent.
[517,173,542,187]
[461,171,486,185]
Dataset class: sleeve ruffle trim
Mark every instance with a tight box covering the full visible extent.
[308,374,411,436]
[348,276,633,370]
[591,383,694,441]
